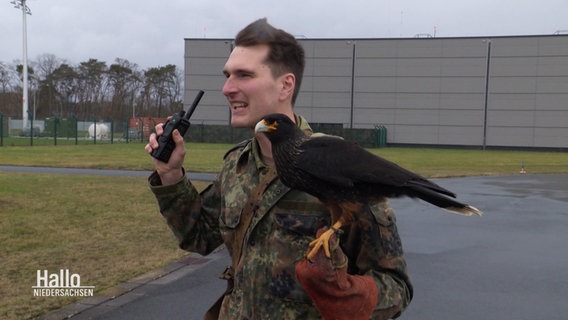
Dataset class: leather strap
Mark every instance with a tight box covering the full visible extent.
[231,166,278,269]
[204,166,278,320]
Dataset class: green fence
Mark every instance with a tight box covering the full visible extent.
[0,116,136,146]
[186,123,383,147]
[0,115,388,148]
[0,113,5,146]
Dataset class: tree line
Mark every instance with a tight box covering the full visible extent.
[0,53,183,121]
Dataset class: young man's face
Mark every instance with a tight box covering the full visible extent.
[222,44,290,128]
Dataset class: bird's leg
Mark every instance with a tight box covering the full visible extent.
[306,221,343,261]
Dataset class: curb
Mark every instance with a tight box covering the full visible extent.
[35,247,227,320]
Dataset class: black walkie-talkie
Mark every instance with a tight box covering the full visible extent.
[151,90,204,163]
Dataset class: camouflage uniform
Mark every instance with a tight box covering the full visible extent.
[149,115,413,320]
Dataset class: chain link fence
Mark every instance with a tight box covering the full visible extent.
[0,114,149,146]
[0,114,386,148]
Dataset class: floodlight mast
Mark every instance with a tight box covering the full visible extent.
[11,0,32,129]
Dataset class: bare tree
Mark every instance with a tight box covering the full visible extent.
[1,53,183,123]
[0,61,20,116]
[0,62,13,93]
[34,54,66,81]
[141,64,182,117]
[76,59,108,119]
[108,58,143,119]
[48,63,78,117]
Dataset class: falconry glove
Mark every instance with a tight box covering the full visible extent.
[295,226,379,320]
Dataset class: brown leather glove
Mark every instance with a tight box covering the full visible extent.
[295,227,379,320]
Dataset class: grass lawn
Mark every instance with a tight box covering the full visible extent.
[0,142,567,319]
[1,142,567,176]
[0,142,230,173]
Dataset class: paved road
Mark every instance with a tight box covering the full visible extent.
[393,174,568,320]
[33,173,567,320]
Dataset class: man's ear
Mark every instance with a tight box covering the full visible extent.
[279,73,296,102]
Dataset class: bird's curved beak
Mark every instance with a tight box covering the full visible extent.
[254,119,277,134]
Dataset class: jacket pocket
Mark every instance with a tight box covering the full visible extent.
[369,200,404,257]
[269,210,330,302]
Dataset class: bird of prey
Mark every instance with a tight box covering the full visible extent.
[255,113,482,260]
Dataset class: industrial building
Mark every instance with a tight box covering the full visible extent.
[183,34,568,150]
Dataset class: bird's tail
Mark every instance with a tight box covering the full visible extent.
[410,184,483,216]
[443,204,483,216]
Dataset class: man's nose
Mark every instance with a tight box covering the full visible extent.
[222,76,236,96]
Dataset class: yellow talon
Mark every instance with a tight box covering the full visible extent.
[306,221,343,260]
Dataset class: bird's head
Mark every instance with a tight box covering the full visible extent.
[254,113,299,144]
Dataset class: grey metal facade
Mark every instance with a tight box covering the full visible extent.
[184,35,568,149]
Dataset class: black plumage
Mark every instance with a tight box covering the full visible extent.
[255,113,482,259]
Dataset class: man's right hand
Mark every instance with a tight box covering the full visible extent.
[145,122,186,185]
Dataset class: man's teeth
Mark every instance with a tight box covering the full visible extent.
[232,103,246,110]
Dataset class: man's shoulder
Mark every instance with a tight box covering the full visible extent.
[223,138,253,159]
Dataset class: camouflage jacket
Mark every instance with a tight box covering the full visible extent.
[148,115,413,320]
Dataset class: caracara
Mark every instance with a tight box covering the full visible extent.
[255,113,482,259]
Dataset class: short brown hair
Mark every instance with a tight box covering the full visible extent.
[235,18,305,104]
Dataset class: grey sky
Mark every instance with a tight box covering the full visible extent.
[2,0,567,69]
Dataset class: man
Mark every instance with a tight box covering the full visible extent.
[145,18,412,319]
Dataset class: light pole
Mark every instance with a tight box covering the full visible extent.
[482,40,492,150]
[11,0,32,129]
[347,40,356,129]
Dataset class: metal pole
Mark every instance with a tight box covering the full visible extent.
[348,41,356,130]
[28,110,33,146]
[93,119,97,144]
[0,113,3,147]
[74,116,78,145]
[11,0,32,129]
[482,40,492,150]
[22,2,29,129]
[54,116,58,146]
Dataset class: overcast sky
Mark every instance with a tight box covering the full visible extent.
[2,0,567,69]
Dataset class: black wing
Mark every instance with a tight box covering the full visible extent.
[295,135,456,198]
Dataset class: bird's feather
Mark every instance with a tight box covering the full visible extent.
[296,136,456,198]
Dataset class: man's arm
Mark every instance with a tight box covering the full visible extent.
[148,171,224,255]
[347,199,413,319]
[146,124,224,255]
